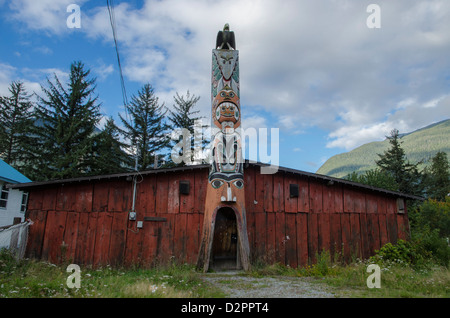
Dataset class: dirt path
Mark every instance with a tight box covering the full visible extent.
[201,271,340,298]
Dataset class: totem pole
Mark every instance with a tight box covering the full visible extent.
[197,24,250,272]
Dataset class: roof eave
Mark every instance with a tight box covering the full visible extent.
[9,161,424,201]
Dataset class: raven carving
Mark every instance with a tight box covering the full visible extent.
[216,23,236,50]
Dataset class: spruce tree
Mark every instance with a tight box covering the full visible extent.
[93,117,132,175]
[31,61,101,180]
[169,91,201,133]
[0,81,34,169]
[376,129,423,196]
[119,83,169,171]
[167,90,207,166]
[425,151,450,201]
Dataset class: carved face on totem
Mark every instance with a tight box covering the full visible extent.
[213,86,240,131]
[212,50,239,102]
[208,129,244,201]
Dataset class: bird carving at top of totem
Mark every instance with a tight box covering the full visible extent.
[216,23,236,50]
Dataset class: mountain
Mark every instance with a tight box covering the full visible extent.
[317,119,450,178]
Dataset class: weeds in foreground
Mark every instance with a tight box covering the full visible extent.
[319,260,450,298]
[0,250,223,298]
[247,249,449,298]
[1,248,449,298]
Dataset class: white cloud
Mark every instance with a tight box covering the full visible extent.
[33,46,53,55]
[38,68,69,82]
[0,63,17,95]
[92,63,114,82]
[242,114,267,130]
[326,121,396,150]
[0,63,43,101]
[326,94,450,150]
[5,0,450,153]
[8,0,89,35]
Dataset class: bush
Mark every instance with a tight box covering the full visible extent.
[370,240,431,268]
[417,229,450,267]
[411,198,450,238]
[0,248,29,275]
[409,198,450,267]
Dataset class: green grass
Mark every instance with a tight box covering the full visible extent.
[1,249,448,298]
[320,260,450,298]
[246,251,449,298]
[0,250,224,298]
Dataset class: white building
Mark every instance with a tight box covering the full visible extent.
[0,159,31,227]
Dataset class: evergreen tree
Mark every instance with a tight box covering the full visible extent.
[424,151,450,201]
[346,168,398,191]
[92,117,132,175]
[167,91,207,166]
[0,81,35,169]
[376,129,423,196]
[30,61,101,180]
[119,84,169,171]
[169,91,202,133]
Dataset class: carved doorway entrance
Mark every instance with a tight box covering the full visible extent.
[211,207,240,270]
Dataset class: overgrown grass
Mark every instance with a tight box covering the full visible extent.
[320,260,450,298]
[248,251,341,278]
[0,249,224,298]
[247,250,449,298]
[1,248,448,298]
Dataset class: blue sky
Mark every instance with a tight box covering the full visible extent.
[1,0,449,173]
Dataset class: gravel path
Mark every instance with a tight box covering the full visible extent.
[201,271,339,298]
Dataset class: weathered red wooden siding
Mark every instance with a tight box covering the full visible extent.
[25,169,206,267]
[24,165,411,268]
[245,165,411,266]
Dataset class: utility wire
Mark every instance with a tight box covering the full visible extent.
[106,0,139,172]
[106,0,129,119]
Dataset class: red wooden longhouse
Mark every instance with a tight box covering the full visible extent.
[11,162,420,269]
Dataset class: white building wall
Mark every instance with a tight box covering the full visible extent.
[0,181,26,227]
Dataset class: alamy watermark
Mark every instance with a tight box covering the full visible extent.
[366,264,381,288]
[366,4,381,29]
[67,4,81,29]
[170,119,279,174]
[66,264,81,289]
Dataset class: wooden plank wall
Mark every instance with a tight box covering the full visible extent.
[25,169,207,267]
[245,165,410,266]
[25,165,410,268]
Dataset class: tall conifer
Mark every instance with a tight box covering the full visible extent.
[93,117,132,174]
[376,129,423,196]
[167,91,207,166]
[0,81,34,170]
[31,61,101,180]
[119,84,169,171]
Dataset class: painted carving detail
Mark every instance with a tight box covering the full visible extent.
[210,49,243,201]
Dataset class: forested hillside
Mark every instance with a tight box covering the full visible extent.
[317,119,450,178]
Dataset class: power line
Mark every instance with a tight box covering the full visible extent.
[106,0,139,172]
[106,0,129,116]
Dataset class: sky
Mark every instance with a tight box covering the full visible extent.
[1,0,449,174]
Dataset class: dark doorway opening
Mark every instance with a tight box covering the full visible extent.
[211,207,240,270]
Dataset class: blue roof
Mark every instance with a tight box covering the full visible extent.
[0,159,32,183]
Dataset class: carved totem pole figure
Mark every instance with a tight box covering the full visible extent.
[197,24,250,272]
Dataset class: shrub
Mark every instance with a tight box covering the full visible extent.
[413,198,450,238]
[370,240,431,268]
[409,198,450,268]
[0,248,29,275]
[418,229,450,267]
